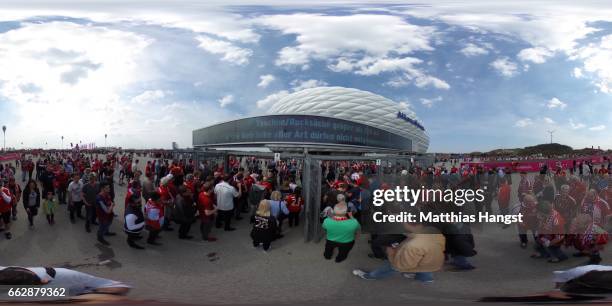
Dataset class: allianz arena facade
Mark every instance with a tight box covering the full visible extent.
[193,87,429,153]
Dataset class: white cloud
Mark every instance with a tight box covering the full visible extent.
[543,117,555,124]
[257,13,435,66]
[515,118,533,128]
[256,13,448,89]
[195,36,252,65]
[517,47,553,64]
[256,90,289,109]
[589,125,606,131]
[290,79,328,91]
[573,67,583,78]
[569,119,586,130]
[490,57,518,77]
[460,43,489,57]
[131,90,168,105]
[571,34,612,93]
[420,96,443,108]
[0,21,154,147]
[218,94,234,108]
[400,3,612,92]
[546,97,567,110]
[257,74,275,88]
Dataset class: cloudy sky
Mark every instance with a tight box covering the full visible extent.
[0,0,610,152]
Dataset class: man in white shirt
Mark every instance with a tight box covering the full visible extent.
[67,174,84,223]
[214,175,241,231]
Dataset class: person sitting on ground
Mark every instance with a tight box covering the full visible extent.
[322,202,360,263]
[251,200,278,251]
[353,220,445,283]
[531,200,567,263]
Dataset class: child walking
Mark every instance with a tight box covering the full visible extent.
[42,191,57,225]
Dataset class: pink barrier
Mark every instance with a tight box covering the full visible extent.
[0,153,20,162]
[461,156,607,172]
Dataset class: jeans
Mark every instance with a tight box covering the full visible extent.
[85,205,96,230]
[57,187,67,204]
[200,219,214,239]
[70,201,84,220]
[450,255,475,269]
[288,212,300,227]
[216,209,233,230]
[97,220,112,240]
[363,261,434,282]
[147,229,160,243]
[178,222,192,238]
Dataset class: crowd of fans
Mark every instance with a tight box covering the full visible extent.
[0,150,610,285]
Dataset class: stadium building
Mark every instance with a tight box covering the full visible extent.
[192,87,429,154]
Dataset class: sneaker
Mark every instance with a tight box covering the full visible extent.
[402,273,416,279]
[105,232,117,236]
[179,236,194,240]
[85,227,91,233]
[12,215,16,221]
[352,269,372,280]
[520,242,527,249]
[225,228,236,231]
[147,241,162,246]
[206,237,218,242]
[5,232,12,240]
[97,238,110,246]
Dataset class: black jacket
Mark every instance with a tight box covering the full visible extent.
[251,215,277,242]
[22,187,40,210]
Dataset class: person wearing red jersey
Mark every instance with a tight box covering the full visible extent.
[158,174,175,231]
[95,183,116,246]
[0,180,14,239]
[55,169,69,205]
[145,191,164,245]
[286,187,303,227]
[569,176,587,205]
[531,200,567,263]
[197,182,217,242]
[184,174,196,195]
[567,214,609,264]
[497,180,511,216]
[579,189,610,227]
[7,177,21,221]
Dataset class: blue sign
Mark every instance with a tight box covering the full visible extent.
[397,111,425,131]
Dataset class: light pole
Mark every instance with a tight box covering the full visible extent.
[2,125,6,151]
[547,130,555,144]
[105,134,107,148]
[61,136,64,150]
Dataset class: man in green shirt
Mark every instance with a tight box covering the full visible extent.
[322,200,360,263]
